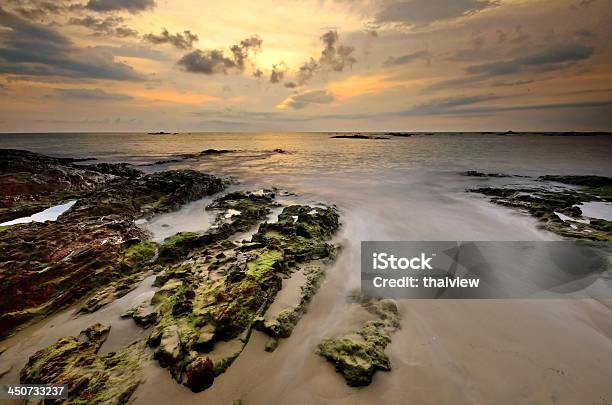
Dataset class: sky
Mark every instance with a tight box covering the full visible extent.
[0,0,611,132]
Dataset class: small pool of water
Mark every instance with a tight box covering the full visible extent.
[576,202,612,221]
[138,196,216,242]
[0,200,77,226]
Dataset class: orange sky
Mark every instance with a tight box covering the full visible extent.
[0,0,611,132]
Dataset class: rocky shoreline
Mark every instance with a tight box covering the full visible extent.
[5,148,609,403]
[465,171,612,240]
[0,149,226,338]
[1,149,400,402]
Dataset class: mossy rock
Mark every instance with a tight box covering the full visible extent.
[317,298,399,387]
[20,324,146,404]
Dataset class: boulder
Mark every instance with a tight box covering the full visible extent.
[183,356,215,392]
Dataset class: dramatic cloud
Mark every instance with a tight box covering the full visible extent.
[279,89,335,109]
[177,35,261,75]
[376,0,499,26]
[69,15,138,38]
[283,30,356,87]
[53,87,132,100]
[384,50,430,66]
[231,35,262,70]
[467,44,594,76]
[0,8,145,81]
[85,0,155,13]
[319,30,356,72]
[177,50,236,74]
[143,29,199,49]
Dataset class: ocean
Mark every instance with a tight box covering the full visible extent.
[1,132,612,404]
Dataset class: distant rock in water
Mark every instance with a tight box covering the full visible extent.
[140,149,236,166]
[148,131,171,135]
[179,149,235,159]
[140,158,183,166]
[199,148,233,155]
[385,132,413,137]
[330,134,389,140]
[463,170,528,178]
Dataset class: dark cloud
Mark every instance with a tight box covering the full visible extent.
[11,3,68,20]
[376,0,499,26]
[400,94,500,115]
[283,89,335,109]
[0,8,146,81]
[467,44,594,76]
[384,50,430,66]
[143,29,199,49]
[53,87,132,100]
[320,30,356,72]
[426,43,593,92]
[69,15,138,37]
[409,99,612,116]
[270,62,287,83]
[177,50,236,74]
[230,35,262,70]
[85,0,155,13]
[3,0,81,21]
[177,35,262,75]
[282,30,355,87]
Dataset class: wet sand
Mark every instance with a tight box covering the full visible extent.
[1,143,611,404]
[0,274,157,393]
[130,187,612,404]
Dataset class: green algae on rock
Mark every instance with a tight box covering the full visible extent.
[0,150,226,338]
[20,323,146,404]
[467,174,612,241]
[317,297,400,387]
[254,261,330,351]
[123,191,340,392]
